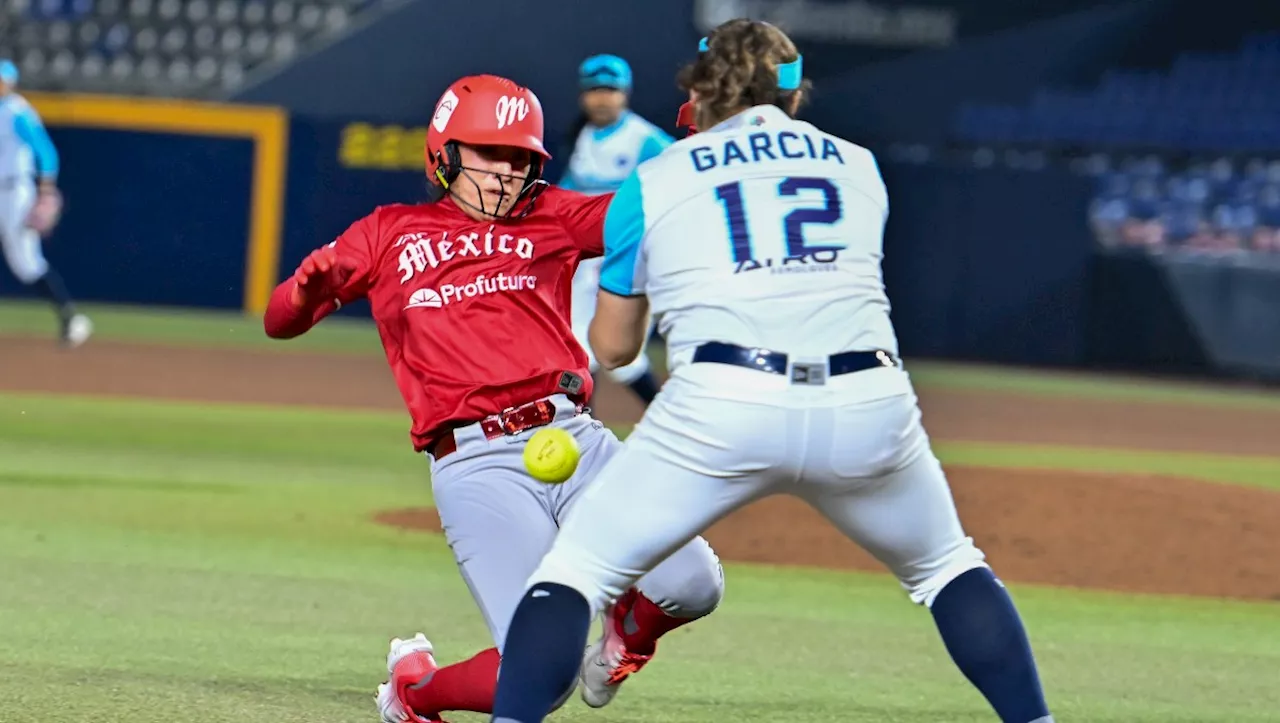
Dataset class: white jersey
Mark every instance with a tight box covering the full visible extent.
[563,111,672,381]
[0,93,57,183]
[0,92,60,285]
[599,104,902,389]
[561,111,672,196]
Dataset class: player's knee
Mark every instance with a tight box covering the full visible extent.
[526,552,619,618]
[635,537,725,619]
[10,261,48,285]
[902,538,989,608]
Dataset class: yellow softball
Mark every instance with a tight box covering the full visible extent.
[523,427,580,484]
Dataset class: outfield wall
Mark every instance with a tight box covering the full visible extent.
[3,93,287,314]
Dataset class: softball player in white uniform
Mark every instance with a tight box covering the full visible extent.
[489,20,1054,723]
[560,54,671,405]
[0,60,91,346]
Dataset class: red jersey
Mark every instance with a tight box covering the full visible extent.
[276,188,611,451]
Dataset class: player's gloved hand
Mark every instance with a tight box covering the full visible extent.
[289,246,357,308]
[25,184,63,236]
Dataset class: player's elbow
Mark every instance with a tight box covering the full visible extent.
[262,281,307,339]
[590,330,643,371]
[263,318,297,340]
[589,299,648,370]
[262,311,299,339]
[596,347,638,371]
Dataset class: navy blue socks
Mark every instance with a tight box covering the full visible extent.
[493,569,1051,723]
[930,567,1051,723]
[36,269,75,324]
[491,583,593,723]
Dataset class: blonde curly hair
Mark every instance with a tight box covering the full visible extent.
[677,19,811,132]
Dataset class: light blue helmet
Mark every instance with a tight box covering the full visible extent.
[0,60,18,86]
[578,54,632,92]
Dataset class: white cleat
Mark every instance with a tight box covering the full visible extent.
[374,634,441,723]
[579,604,653,709]
[62,313,92,348]
[375,682,407,723]
[386,633,436,673]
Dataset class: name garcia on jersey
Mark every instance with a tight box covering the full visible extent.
[689,130,845,172]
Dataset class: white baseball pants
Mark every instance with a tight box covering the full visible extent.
[0,181,50,284]
[527,365,989,615]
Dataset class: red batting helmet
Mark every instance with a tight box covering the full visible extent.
[424,75,551,217]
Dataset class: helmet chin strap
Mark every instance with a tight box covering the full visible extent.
[446,166,512,218]
[445,192,495,219]
[448,166,546,220]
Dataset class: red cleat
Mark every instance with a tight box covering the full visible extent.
[375,634,447,723]
[579,589,654,708]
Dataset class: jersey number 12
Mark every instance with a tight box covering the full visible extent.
[713,177,845,263]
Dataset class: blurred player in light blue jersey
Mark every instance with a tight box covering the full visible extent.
[0,60,91,347]
[560,54,670,406]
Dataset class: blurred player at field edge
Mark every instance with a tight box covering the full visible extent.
[560,54,669,406]
[0,60,91,347]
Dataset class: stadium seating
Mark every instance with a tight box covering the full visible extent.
[1085,154,1280,255]
[884,143,1280,257]
[947,29,1280,254]
[1,0,383,96]
[954,32,1280,153]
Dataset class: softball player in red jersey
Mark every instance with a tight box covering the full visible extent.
[264,74,724,723]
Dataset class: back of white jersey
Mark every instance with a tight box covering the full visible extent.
[600,105,896,374]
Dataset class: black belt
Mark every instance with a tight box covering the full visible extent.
[691,342,898,385]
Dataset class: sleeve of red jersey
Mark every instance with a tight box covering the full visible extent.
[552,187,613,258]
[264,211,380,338]
[326,211,379,304]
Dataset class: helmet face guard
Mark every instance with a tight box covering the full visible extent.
[432,141,548,219]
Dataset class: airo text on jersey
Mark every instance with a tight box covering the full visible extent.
[734,249,841,275]
[397,228,534,284]
[690,131,844,172]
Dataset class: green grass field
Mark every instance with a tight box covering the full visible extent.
[2,303,1279,722]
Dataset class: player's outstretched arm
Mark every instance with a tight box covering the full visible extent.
[265,214,378,339]
[553,187,614,259]
[263,247,357,339]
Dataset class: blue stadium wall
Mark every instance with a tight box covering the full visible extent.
[0,127,254,309]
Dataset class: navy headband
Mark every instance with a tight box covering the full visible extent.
[698,36,802,91]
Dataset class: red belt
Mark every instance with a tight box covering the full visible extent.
[429,398,580,460]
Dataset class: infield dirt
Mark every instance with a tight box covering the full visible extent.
[5,336,1279,600]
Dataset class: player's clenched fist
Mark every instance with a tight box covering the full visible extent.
[289,246,358,308]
